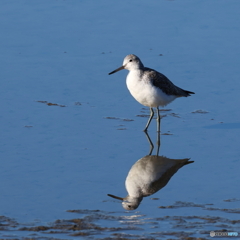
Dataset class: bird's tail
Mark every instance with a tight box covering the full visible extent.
[183,159,194,165]
[184,90,195,96]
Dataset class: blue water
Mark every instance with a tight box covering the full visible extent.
[0,0,239,239]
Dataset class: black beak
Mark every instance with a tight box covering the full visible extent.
[107,194,124,201]
[108,65,125,75]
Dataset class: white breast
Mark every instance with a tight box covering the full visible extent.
[126,70,176,107]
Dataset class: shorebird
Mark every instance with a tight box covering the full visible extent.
[108,155,194,210]
[109,54,195,132]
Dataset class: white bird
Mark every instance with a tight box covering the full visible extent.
[109,54,195,132]
[108,155,193,210]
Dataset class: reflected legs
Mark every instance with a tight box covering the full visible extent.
[144,131,154,155]
[156,130,160,156]
[144,130,161,156]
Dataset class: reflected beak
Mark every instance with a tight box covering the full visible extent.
[107,194,124,201]
[108,65,125,75]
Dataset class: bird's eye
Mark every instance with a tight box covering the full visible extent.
[129,59,132,62]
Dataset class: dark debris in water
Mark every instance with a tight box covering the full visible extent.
[122,118,134,122]
[161,131,173,135]
[140,108,172,112]
[160,108,172,112]
[104,117,134,122]
[105,116,120,120]
[36,101,66,107]
[136,114,168,118]
[192,110,209,114]
[0,215,18,230]
[169,113,180,118]
[224,198,240,202]
[137,108,174,119]
[74,101,82,105]
[159,201,212,209]
[1,202,240,240]
[136,114,150,118]
[159,201,240,214]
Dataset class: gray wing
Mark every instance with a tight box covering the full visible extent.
[144,68,194,97]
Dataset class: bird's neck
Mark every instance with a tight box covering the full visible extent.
[129,68,144,77]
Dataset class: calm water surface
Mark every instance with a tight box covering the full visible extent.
[0,0,239,239]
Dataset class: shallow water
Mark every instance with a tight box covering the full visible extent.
[0,0,240,239]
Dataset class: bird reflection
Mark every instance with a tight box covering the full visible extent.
[108,132,193,210]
